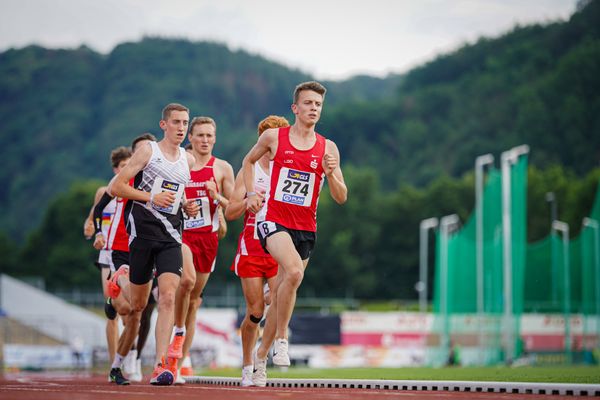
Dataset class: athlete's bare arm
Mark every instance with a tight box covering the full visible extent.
[242,129,277,213]
[224,171,247,221]
[218,159,235,208]
[83,186,107,239]
[323,139,347,204]
[183,152,200,217]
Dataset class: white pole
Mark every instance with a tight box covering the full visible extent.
[419,218,439,313]
[552,220,571,363]
[501,145,529,364]
[582,218,599,350]
[440,214,459,363]
[475,153,494,365]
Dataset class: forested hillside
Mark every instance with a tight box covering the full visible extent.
[1,1,599,300]
[321,0,600,188]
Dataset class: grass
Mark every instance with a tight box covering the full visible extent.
[198,366,600,384]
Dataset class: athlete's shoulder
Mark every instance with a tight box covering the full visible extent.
[213,156,233,170]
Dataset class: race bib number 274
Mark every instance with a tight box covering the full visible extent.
[273,167,315,207]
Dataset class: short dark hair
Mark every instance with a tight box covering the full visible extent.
[162,103,189,120]
[131,133,157,152]
[293,81,327,104]
[189,116,216,134]
[110,146,132,169]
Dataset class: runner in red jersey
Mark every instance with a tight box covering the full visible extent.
[242,81,347,386]
[83,146,130,375]
[167,116,234,384]
[93,134,158,385]
[225,115,289,387]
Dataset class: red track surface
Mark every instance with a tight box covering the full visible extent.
[0,372,592,400]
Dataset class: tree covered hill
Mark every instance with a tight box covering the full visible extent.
[322,0,600,188]
[0,39,397,240]
[1,0,599,240]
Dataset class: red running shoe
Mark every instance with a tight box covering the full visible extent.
[167,334,185,359]
[107,266,129,299]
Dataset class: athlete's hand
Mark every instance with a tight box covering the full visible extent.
[152,191,176,208]
[93,233,105,250]
[83,219,94,239]
[323,153,338,176]
[183,199,199,218]
[246,191,264,214]
[206,177,218,199]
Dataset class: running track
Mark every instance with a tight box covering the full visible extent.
[1,372,598,400]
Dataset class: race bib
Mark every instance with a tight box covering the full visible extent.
[147,177,184,215]
[183,197,212,230]
[273,167,315,207]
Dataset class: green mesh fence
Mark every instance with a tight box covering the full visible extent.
[429,152,528,366]
[428,150,599,366]
[524,182,600,354]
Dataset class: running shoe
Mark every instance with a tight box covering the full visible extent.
[109,367,130,385]
[104,297,117,320]
[128,358,143,382]
[107,266,129,299]
[123,349,137,375]
[174,368,186,385]
[167,334,185,359]
[166,357,178,380]
[179,355,194,376]
[272,338,291,366]
[150,362,173,386]
[252,353,267,387]
[241,365,254,387]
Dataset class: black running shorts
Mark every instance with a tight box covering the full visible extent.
[256,221,316,260]
[129,237,182,285]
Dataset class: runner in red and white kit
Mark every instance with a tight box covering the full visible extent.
[93,134,157,385]
[242,82,347,386]
[83,146,131,369]
[225,115,289,387]
[167,116,234,384]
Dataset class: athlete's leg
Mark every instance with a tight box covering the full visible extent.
[264,232,306,340]
[173,243,196,331]
[154,271,180,365]
[101,268,118,362]
[240,277,265,366]
[137,297,156,359]
[256,275,279,359]
[180,271,210,360]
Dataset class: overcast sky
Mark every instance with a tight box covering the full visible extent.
[0,0,577,80]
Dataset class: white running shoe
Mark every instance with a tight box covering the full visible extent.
[123,349,137,375]
[241,365,254,387]
[272,338,290,366]
[128,358,143,382]
[252,354,267,387]
[174,368,186,385]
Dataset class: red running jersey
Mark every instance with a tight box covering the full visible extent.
[107,178,133,252]
[264,126,326,232]
[183,156,220,234]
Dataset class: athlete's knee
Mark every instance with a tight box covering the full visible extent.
[158,290,176,309]
[179,274,195,293]
[285,268,304,287]
[132,299,149,313]
[247,302,265,319]
[248,314,263,324]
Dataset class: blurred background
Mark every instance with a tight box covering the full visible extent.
[0,0,599,372]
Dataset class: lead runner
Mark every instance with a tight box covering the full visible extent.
[241,81,347,386]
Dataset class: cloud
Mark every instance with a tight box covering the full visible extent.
[0,0,576,80]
